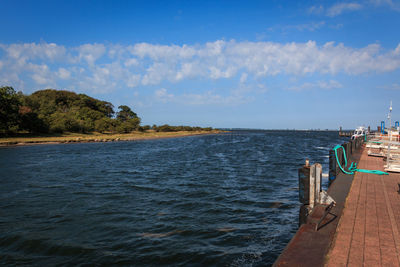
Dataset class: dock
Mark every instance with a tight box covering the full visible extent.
[339,131,353,137]
[326,148,400,266]
[339,126,353,137]
[274,140,400,266]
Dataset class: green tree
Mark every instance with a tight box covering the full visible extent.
[139,125,151,132]
[19,106,48,133]
[95,117,114,133]
[116,105,138,122]
[48,112,80,133]
[115,117,141,133]
[0,86,21,134]
[24,89,117,133]
[157,124,173,132]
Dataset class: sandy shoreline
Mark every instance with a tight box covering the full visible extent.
[0,130,224,147]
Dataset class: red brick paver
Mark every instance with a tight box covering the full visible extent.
[326,148,400,267]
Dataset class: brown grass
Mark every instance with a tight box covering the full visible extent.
[0,130,224,146]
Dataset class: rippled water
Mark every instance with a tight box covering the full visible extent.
[0,130,346,266]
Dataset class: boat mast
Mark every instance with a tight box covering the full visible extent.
[388,100,392,131]
[387,101,393,161]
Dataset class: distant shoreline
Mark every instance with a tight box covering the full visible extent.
[0,130,225,147]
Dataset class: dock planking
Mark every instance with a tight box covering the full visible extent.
[326,147,400,266]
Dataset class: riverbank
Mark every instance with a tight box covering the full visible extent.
[0,130,224,147]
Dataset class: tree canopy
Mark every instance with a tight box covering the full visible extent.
[0,86,21,133]
[116,105,137,121]
[0,87,138,134]
[0,86,213,136]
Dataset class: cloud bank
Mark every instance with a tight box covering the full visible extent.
[0,40,400,94]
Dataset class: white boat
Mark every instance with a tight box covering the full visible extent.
[351,126,367,140]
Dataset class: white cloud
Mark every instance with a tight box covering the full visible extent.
[270,21,327,33]
[124,58,139,67]
[154,88,175,103]
[309,1,400,18]
[309,2,364,17]
[2,42,67,61]
[154,88,252,106]
[175,62,202,81]
[31,73,49,85]
[294,21,326,31]
[308,5,325,15]
[327,3,363,17]
[288,80,343,91]
[181,91,252,105]
[131,43,197,60]
[0,40,400,95]
[127,74,141,88]
[395,44,400,55]
[57,67,71,79]
[27,63,55,86]
[209,66,237,79]
[382,83,400,90]
[77,43,106,66]
[370,0,400,11]
[240,73,248,83]
[142,63,176,85]
[0,72,25,89]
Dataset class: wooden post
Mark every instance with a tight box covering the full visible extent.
[329,149,337,185]
[310,165,316,208]
[298,160,311,204]
[338,145,344,166]
[299,162,333,226]
[308,163,322,209]
[314,163,322,204]
[298,160,311,226]
[349,140,353,155]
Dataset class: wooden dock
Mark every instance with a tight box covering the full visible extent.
[339,131,353,137]
[326,148,400,266]
[274,143,400,266]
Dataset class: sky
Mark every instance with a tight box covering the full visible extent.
[1,0,400,129]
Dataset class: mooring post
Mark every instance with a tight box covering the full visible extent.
[313,163,322,205]
[329,149,337,185]
[298,160,335,226]
[309,164,316,209]
[298,159,311,225]
[298,159,311,204]
[309,164,322,209]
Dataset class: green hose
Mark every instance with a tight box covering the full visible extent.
[333,145,388,175]
[369,141,382,144]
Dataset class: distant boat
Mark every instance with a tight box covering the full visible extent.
[351,126,367,140]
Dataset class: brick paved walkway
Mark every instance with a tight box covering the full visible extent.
[326,148,400,266]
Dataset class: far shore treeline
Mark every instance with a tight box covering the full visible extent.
[0,86,213,135]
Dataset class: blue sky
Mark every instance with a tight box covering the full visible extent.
[1,0,400,129]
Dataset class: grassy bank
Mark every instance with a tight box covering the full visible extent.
[0,130,224,146]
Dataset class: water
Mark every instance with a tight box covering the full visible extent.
[0,130,346,266]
